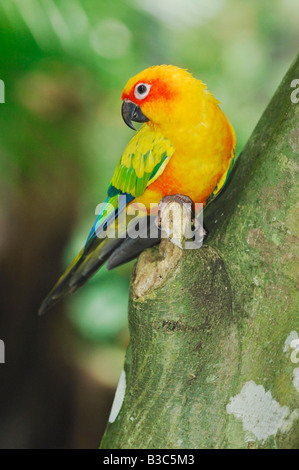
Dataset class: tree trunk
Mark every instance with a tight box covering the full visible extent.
[100,54,299,449]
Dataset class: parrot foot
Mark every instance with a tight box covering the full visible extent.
[157,194,194,225]
[157,194,207,248]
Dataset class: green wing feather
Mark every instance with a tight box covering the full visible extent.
[108,124,175,198]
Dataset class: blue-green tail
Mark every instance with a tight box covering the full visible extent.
[38,194,133,315]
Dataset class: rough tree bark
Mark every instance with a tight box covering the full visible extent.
[100,55,299,449]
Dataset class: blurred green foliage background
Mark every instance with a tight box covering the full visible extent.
[0,0,298,448]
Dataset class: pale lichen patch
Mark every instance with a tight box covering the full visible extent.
[226,381,298,442]
[293,368,299,392]
[283,331,299,356]
[109,369,126,423]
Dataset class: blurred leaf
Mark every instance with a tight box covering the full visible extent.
[68,269,130,342]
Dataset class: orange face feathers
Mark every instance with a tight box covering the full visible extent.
[121,65,207,101]
[121,77,175,105]
[121,65,210,128]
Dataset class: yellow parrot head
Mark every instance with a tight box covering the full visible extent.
[121,65,209,130]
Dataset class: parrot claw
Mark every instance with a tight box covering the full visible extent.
[156,194,207,248]
[162,194,209,241]
[157,194,194,228]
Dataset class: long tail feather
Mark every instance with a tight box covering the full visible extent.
[38,238,119,315]
[38,194,133,315]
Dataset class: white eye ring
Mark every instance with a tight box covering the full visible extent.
[134,83,151,100]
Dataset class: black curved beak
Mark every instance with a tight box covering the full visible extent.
[121,98,149,131]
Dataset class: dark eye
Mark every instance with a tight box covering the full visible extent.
[137,84,146,94]
[134,83,151,100]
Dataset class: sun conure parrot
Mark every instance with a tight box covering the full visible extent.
[39,65,236,315]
